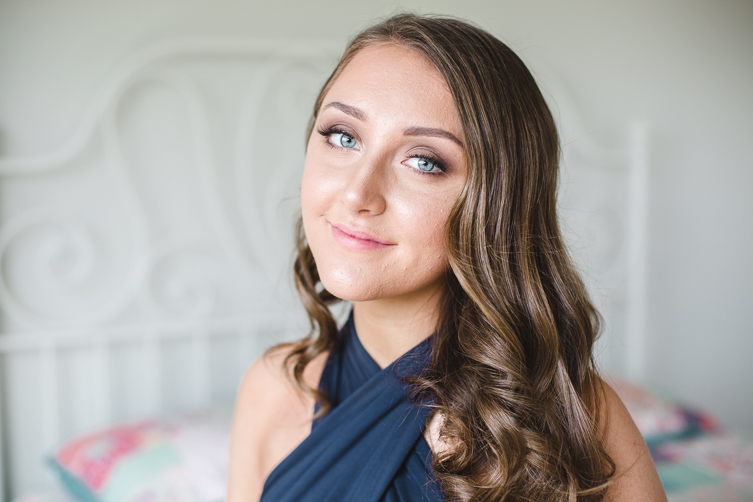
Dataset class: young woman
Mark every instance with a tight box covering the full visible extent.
[227,14,666,502]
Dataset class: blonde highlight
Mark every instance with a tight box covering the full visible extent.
[286,13,615,501]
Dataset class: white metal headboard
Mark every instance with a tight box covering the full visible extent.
[0,39,341,499]
[0,39,648,500]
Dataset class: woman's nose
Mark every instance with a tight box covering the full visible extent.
[339,154,388,216]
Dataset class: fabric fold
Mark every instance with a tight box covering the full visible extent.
[260,315,443,502]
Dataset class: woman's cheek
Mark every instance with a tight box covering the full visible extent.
[398,191,450,246]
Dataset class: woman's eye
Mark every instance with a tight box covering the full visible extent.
[405,157,443,174]
[330,133,357,149]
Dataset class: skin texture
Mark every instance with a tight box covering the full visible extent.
[226,44,667,502]
[227,347,326,502]
[301,44,467,367]
[600,383,668,501]
[227,43,465,502]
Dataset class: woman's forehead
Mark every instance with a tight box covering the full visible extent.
[320,44,460,133]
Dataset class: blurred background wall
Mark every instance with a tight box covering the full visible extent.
[0,0,750,431]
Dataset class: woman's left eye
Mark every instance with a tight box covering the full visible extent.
[404,156,444,174]
[330,133,357,149]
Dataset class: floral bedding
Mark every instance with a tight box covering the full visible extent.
[12,382,753,502]
[612,379,753,501]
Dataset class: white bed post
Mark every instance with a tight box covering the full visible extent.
[238,328,257,379]
[1,355,7,502]
[142,337,163,415]
[91,339,113,428]
[191,330,211,408]
[39,343,62,457]
[625,120,651,382]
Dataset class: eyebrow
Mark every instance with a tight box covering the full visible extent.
[323,101,367,121]
[323,101,463,147]
[403,126,463,147]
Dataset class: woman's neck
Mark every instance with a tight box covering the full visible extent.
[351,287,443,368]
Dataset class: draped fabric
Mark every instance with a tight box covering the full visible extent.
[260,315,444,502]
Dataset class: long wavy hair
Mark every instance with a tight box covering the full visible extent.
[284,14,615,502]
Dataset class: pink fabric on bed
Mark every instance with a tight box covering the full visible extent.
[55,421,169,491]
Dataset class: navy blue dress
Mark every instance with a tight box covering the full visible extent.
[260,315,444,501]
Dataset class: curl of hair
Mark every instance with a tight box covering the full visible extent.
[286,13,616,501]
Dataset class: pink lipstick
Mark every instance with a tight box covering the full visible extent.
[331,224,394,251]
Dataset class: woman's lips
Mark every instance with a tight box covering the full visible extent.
[330,224,394,251]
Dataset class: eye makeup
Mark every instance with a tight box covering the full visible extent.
[316,123,451,175]
[317,125,359,151]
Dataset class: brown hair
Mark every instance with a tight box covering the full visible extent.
[286,13,615,501]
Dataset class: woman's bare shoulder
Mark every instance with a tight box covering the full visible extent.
[599,379,667,501]
[226,344,328,502]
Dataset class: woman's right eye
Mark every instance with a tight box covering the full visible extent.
[329,132,357,149]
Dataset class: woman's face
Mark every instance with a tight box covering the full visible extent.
[301,44,466,305]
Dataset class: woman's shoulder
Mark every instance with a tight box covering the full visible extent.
[238,344,327,406]
[598,378,667,501]
[227,344,328,502]
[424,378,668,501]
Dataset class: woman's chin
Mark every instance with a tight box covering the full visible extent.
[319,278,385,303]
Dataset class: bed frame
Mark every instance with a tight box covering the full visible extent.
[0,39,649,501]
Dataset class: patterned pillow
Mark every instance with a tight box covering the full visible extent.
[48,409,230,502]
[654,431,753,500]
[610,379,717,446]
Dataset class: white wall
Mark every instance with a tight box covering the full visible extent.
[1,0,751,432]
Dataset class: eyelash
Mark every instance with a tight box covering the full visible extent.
[407,154,447,175]
[316,125,447,175]
[317,125,354,151]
